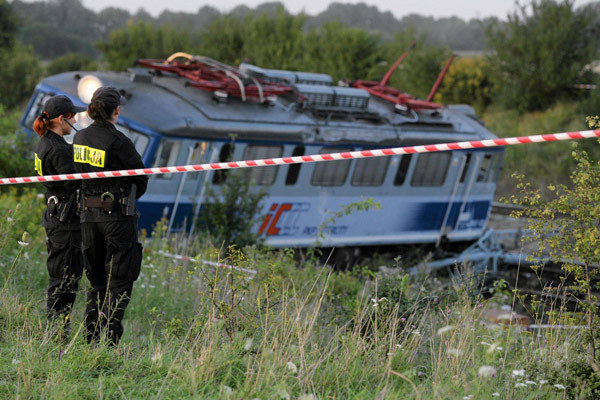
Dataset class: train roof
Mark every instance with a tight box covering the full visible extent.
[39,62,498,146]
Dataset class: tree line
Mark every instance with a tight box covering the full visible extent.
[0,0,599,113]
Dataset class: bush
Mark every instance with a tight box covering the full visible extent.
[485,0,598,111]
[435,56,494,112]
[46,52,98,75]
[197,170,267,250]
[0,42,42,109]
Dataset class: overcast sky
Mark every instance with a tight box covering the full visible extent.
[78,0,597,20]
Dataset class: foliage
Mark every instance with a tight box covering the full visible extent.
[97,21,197,71]
[380,32,452,100]
[13,0,101,58]
[485,0,598,111]
[240,8,306,70]
[509,143,600,392]
[0,0,18,50]
[0,42,42,109]
[195,16,246,65]
[0,104,36,187]
[435,56,494,112]
[302,21,383,82]
[482,101,598,198]
[46,52,98,75]
[198,170,267,250]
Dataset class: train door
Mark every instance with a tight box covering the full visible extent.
[436,152,475,244]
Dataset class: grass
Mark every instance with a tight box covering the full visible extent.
[0,196,593,399]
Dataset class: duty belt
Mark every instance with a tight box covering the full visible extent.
[83,192,115,213]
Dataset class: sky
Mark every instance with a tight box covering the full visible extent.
[79,0,597,20]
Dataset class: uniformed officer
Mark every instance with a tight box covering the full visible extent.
[73,86,148,345]
[33,95,86,333]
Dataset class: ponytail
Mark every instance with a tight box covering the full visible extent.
[87,99,113,122]
[33,111,50,137]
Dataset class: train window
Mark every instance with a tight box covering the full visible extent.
[351,156,389,186]
[487,154,502,183]
[311,148,353,186]
[212,143,234,184]
[285,146,305,185]
[242,145,283,185]
[153,139,181,180]
[118,124,149,156]
[477,154,494,182]
[24,91,52,129]
[411,153,451,186]
[393,154,412,186]
[459,154,472,183]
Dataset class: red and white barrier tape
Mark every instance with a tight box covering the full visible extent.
[144,248,257,275]
[572,84,598,90]
[3,129,600,185]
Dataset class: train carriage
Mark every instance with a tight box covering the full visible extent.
[20,53,503,249]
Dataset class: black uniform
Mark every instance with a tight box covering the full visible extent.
[73,120,148,345]
[34,130,83,322]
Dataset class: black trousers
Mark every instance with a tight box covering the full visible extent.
[44,216,83,323]
[81,217,142,345]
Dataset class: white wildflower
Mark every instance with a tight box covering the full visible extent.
[244,338,253,351]
[17,241,29,247]
[496,346,503,351]
[477,365,497,378]
[371,297,387,308]
[492,393,500,397]
[447,348,463,356]
[463,396,473,400]
[11,359,19,365]
[396,344,403,349]
[286,361,298,374]
[7,217,13,222]
[437,325,455,336]
[480,341,492,346]
[512,369,525,377]
[223,385,233,396]
[553,384,566,390]
[500,304,512,311]
[515,382,527,388]
[411,330,421,336]
[525,380,537,385]
[298,394,318,400]
[539,380,548,385]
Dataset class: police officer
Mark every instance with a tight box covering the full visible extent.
[33,95,86,333]
[73,86,148,345]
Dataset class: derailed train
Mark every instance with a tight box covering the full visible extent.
[20,52,503,250]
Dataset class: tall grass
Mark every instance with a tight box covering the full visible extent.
[0,191,591,398]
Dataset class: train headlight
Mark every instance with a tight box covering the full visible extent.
[77,75,102,104]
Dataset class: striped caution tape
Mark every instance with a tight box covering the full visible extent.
[144,248,257,275]
[572,84,598,90]
[3,129,600,185]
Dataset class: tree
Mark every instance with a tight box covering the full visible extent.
[485,0,598,111]
[435,56,494,112]
[379,31,451,100]
[96,21,196,70]
[46,52,98,75]
[241,7,306,70]
[0,0,18,50]
[0,42,42,109]
[302,21,382,82]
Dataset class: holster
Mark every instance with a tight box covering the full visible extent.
[58,193,77,223]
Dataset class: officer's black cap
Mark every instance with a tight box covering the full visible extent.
[42,95,86,120]
[91,86,127,109]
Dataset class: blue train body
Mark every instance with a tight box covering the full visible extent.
[20,58,503,248]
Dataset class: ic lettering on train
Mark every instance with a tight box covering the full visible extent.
[259,202,310,236]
